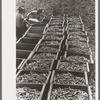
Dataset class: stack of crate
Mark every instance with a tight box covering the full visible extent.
[16,18,55,100]
[47,15,93,100]
[16,14,66,100]
[16,15,94,100]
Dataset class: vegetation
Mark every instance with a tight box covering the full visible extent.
[16,0,95,30]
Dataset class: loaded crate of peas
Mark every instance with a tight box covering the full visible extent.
[68,20,83,25]
[47,24,65,31]
[68,20,82,27]
[66,33,89,45]
[43,29,65,36]
[66,45,91,57]
[28,51,60,60]
[50,19,64,23]
[51,14,65,19]
[39,38,63,46]
[67,33,89,42]
[42,34,65,40]
[49,17,64,24]
[16,70,51,85]
[68,24,83,30]
[68,30,87,36]
[49,22,65,28]
[68,15,80,19]
[50,70,88,86]
[49,21,64,27]
[51,15,64,19]
[47,26,64,33]
[63,51,93,64]
[68,18,82,24]
[65,38,89,47]
[20,59,55,71]
[56,60,90,72]
[43,27,65,35]
[68,21,82,25]
[34,44,65,60]
[16,83,46,100]
[38,39,64,51]
[68,16,81,22]
[47,84,92,100]
[35,40,63,52]
[68,24,83,31]
[35,44,61,53]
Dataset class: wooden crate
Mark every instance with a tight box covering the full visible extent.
[42,34,64,40]
[50,70,88,86]
[67,33,88,42]
[38,39,63,46]
[68,30,87,36]
[66,39,89,47]
[66,44,91,56]
[29,51,60,60]
[51,14,65,19]
[47,84,92,100]
[16,70,51,85]
[56,60,90,72]
[20,59,55,71]
[16,84,46,100]
[35,44,61,52]
[63,51,93,63]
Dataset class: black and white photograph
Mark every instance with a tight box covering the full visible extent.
[2,0,98,100]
